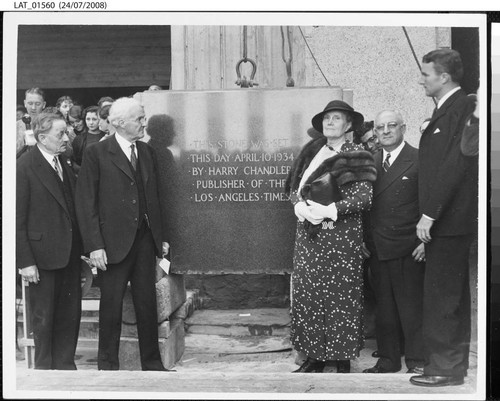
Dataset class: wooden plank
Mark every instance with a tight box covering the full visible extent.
[15,370,478,395]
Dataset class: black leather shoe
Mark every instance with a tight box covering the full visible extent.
[410,375,464,387]
[292,358,325,373]
[406,367,424,375]
[363,365,399,373]
[337,360,350,373]
[371,350,379,358]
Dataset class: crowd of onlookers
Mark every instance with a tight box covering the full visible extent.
[16,84,165,171]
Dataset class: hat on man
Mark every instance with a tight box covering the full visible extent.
[311,100,364,134]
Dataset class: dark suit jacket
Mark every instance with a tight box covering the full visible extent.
[16,145,78,270]
[75,134,169,264]
[368,143,420,261]
[418,89,477,236]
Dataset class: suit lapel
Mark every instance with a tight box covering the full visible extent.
[31,146,69,215]
[60,154,77,193]
[108,135,135,181]
[423,89,465,135]
[374,143,414,198]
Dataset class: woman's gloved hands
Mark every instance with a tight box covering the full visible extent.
[306,200,338,221]
[294,201,323,224]
[295,200,337,224]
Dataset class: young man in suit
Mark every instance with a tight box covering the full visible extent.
[410,49,477,387]
[17,88,46,157]
[16,112,82,369]
[362,110,425,375]
[75,97,172,371]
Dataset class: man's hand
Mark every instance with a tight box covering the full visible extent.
[90,249,108,271]
[162,242,170,258]
[20,265,40,284]
[412,243,426,263]
[416,215,434,243]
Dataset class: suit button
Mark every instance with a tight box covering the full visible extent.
[134,218,138,222]
[131,182,135,186]
[132,199,137,204]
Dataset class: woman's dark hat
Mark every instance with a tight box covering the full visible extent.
[311,100,364,134]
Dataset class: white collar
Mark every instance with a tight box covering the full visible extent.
[37,144,60,166]
[382,140,405,165]
[437,86,461,109]
[115,132,137,160]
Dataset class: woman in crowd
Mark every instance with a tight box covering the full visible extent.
[286,100,376,374]
[71,105,105,170]
[68,104,86,137]
[56,96,74,121]
[98,104,115,141]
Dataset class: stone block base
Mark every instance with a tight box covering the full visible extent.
[118,319,185,370]
[122,274,187,324]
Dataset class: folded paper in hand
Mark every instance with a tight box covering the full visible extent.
[159,258,171,275]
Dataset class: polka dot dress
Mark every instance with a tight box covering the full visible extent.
[291,143,373,361]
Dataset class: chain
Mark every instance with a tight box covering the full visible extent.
[235,26,258,88]
[281,26,295,87]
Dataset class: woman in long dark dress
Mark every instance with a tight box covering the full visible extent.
[286,100,377,373]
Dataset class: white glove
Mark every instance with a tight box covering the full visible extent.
[25,130,36,146]
[307,200,338,221]
[294,201,323,225]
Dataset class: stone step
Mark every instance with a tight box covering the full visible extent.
[185,308,291,336]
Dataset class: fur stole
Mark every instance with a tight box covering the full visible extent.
[302,149,377,188]
[285,138,377,194]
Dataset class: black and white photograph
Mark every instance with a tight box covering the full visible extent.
[2,8,488,400]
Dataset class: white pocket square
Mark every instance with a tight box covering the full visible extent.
[433,128,441,134]
[402,176,409,180]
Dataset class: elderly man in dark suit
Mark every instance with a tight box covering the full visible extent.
[75,97,171,371]
[17,112,82,369]
[410,49,477,387]
[362,110,425,375]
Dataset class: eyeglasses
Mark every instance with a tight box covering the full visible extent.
[374,122,403,133]
[125,116,147,124]
[69,119,83,126]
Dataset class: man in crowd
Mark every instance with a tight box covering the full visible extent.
[16,111,82,369]
[362,110,425,375]
[75,97,172,371]
[17,87,46,156]
[410,48,477,387]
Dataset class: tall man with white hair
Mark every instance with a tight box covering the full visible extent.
[75,97,172,371]
[362,110,425,375]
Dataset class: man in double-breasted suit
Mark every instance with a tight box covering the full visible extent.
[362,110,425,375]
[410,49,477,387]
[17,112,82,369]
[75,97,172,371]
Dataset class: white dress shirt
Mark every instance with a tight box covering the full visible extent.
[115,133,137,162]
[38,145,63,178]
[437,86,461,109]
[382,140,406,168]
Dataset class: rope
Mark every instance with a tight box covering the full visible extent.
[402,26,437,106]
[298,26,331,86]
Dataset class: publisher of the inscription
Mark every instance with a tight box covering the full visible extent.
[285,99,376,374]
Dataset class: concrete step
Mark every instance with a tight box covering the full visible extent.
[185,308,291,336]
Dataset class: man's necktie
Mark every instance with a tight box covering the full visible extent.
[53,156,63,181]
[383,153,391,172]
[130,144,137,171]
